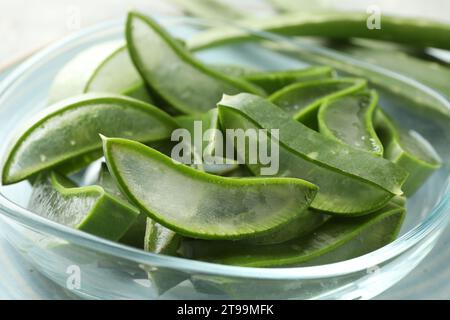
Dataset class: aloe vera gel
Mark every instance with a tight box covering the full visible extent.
[1,11,442,270]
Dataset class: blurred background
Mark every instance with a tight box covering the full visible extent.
[0,0,449,299]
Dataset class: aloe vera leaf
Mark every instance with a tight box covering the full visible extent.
[102,137,318,240]
[125,12,265,116]
[169,0,244,20]
[218,93,408,214]
[178,202,405,267]
[49,42,151,104]
[210,64,260,78]
[318,91,383,156]
[144,218,182,255]
[1,93,178,185]
[28,172,139,241]
[188,11,450,51]
[269,77,367,128]
[375,110,441,196]
[242,66,334,94]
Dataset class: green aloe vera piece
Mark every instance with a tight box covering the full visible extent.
[28,172,139,241]
[318,91,383,156]
[169,0,244,20]
[375,110,441,195]
[179,202,405,267]
[218,93,408,215]
[125,12,264,115]
[144,218,182,255]
[48,41,151,104]
[242,66,334,94]
[188,11,450,51]
[269,77,367,128]
[102,137,318,240]
[1,93,178,185]
[210,64,259,78]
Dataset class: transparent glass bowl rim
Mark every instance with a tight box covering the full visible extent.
[0,16,450,280]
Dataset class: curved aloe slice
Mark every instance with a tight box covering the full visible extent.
[318,91,383,156]
[375,110,441,195]
[125,12,264,115]
[179,202,405,267]
[49,41,151,104]
[28,172,139,240]
[269,78,366,128]
[218,93,408,215]
[243,66,334,94]
[1,93,178,185]
[102,137,318,240]
[188,11,450,51]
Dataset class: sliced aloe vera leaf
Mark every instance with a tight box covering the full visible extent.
[179,202,405,267]
[318,91,383,156]
[218,93,408,215]
[188,12,450,51]
[125,12,265,116]
[96,163,146,248]
[243,66,334,94]
[28,172,139,240]
[175,108,239,175]
[269,77,367,128]
[375,110,441,195]
[49,41,151,104]
[1,93,178,185]
[103,137,318,240]
[210,64,260,78]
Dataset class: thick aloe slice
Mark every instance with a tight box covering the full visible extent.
[188,11,450,51]
[243,66,333,94]
[218,93,408,215]
[269,78,366,128]
[1,93,178,185]
[28,172,139,240]
[179,202,405,267]
[125,12,264,115]
[102,137,318,240]
[48,41,151,104]
[318,91,383,156]
[375,110,441,195]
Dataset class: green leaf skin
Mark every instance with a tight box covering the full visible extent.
[375,110,441,196]
[243,66,334,94]
[188,11,450,51]
[218,93,408,215]
[125,11,265,115]
[1,93,178,185]
[178,202,405,267]
[102,137,318,240]
[269,77,367,128]
[318,91,384,156]
[28,172,139,241]
[48,41,151,104]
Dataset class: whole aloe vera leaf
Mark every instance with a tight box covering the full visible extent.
[188,11,450,51]
[375,110,441,196]
[179,202,405,267]
[28,172,139,241]
[125,12,264,115]
[218,93,408,215]
[103,137,318,240]
[318,91,384,156]
[269,77,366,128]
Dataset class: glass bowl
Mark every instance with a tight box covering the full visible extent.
[0,16,449,300]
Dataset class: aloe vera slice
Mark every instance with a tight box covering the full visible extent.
[375,110,441,195]
[218,93,408,215]
[1,93,178,185]
[125,12,264,115]
[243,66,334,94]
[188,12,450,51]
[318,91,383,156]
[269,78,367,128]
[28,172,139,240]
[49,41,151,104]
[102,137,318,240]
[179,202,405,267]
